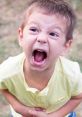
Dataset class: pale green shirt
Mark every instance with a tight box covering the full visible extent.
[0,53,82,117]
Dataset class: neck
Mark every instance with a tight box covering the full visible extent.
[23,60,55,90]
[28,67,54,82]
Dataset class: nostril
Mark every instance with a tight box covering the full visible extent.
[37,39,46,43]
[36,33,48,43]
[37,37,47,43]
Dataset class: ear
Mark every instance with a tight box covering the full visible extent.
[64,39,73,48]
[18,27,23,46]
[62,39,73,56]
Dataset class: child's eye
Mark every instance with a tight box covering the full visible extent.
[29,27,38,33]
[49,32,59,37]
[30,28,37,32]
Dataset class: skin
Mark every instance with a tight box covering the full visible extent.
[1,8,82,117]
[18,9,71,90]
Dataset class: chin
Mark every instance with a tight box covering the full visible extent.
[30,63,49,72]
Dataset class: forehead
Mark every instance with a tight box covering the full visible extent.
[25,8,68,32]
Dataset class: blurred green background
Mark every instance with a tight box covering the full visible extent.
[0,0,82,116]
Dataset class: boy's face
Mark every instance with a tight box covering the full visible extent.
[19,9,72,72]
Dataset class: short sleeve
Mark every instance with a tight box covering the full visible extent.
[0,63,7,89]
[0,80,7,89]
[70,62,82,96]
[0,61,9,90]
[71,72,82,96]
[0,53,24,90]
[59,56,82,98]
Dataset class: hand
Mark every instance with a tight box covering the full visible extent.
[22,107,47,117]
[27,109,48,117]
[21,107,46,117]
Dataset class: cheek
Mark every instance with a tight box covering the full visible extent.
[22,36,35,52]
[51,44,65,57]
[23,33,36,43]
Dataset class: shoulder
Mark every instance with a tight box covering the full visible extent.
[59,56,81,83]
[0,53,24,81]
[59,56,81,75]
[59,56,82,96]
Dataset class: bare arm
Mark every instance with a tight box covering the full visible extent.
[0,89,36,117]
[14,94,82,117]
[48,94,82,117]
[1,89,82,117]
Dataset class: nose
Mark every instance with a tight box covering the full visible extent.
[36,32,48,44]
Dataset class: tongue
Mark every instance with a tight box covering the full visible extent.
[34,51,45,62]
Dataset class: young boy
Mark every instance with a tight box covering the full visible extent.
[0,0,82,117]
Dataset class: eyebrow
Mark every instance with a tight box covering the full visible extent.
[27,21,64,33]
[52,26,64,33]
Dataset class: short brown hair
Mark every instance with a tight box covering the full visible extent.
[21,0,76,41]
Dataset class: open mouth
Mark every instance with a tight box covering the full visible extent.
[32,49,47,62]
